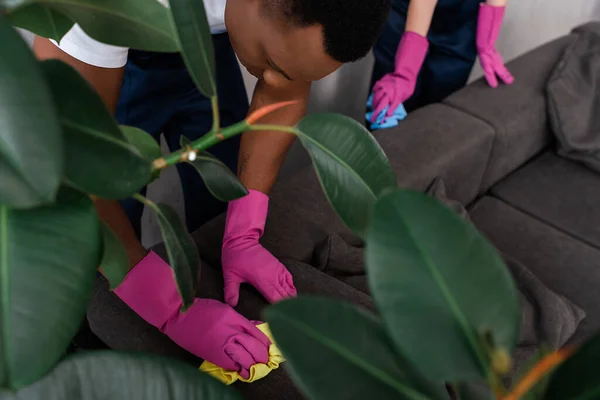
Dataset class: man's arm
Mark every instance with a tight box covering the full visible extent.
[238,79,310,194]
[34,37,147,269]
[405,0,438,37]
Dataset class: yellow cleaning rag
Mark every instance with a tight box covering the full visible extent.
[199,323,284,385]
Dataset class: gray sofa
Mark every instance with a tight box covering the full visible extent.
[88,23,600,399]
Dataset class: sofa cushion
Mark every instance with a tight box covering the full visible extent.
[470,196,600,344]
[374,103,494,205]
[444,35,577,191]
[491,152,600,250]
[547,23,600,173]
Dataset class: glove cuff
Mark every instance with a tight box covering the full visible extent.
[114,251,182,330]
[477,4,506,51]
[223,189,269,247]
[394,31,429,78]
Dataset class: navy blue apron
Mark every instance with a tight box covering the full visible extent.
[116,33,249,238]
[372,0,483,112]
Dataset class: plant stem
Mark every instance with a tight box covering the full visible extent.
[132,193,151,206]
[153,120,250,170]
[247,124,298,135]
[211,96,220,132]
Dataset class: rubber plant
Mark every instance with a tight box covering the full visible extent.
[0,0,596,399]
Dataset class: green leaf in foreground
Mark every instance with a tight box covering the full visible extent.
[122,125,162,162]
[181,137,247,202]
[6,0,179,52]
[8,4,74,41]
[142,199,199,310]
[169,0,216,98]
[266,297,447,400]
[544,334,600,400]
[296,113,396,237]
[13,351,241,400]
[0,187,101,389]
[99,223,129,290]
[122,125,162,182]
[41,60,151,198]
[0,16,63,208]
[365,189,520,381]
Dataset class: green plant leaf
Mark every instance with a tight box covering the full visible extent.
[454,381,494,400]
[0,187,101,390]
[295,113,396,237]
[12,351,241,399]
[180,137,247,202]
[265,297,448,400]
[40,60,152,198]
[0,16,63,208]
[8,4,74,41]
[121,125,162,182]
[5,0,178,52]
[143,200,199,310]
[122,125,162,162]
[544,334,600,400]
[365,189,520,381]
[99,223,129,290]
[169,0,216,97]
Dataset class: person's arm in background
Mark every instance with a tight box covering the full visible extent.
[477,0,514,87]
[33,37,147,269]
[370,0,436,122]
[405,0,438,37]
[237,79,309,194]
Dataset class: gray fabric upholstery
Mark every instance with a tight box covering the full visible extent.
[311,188,586,354]
[87,245,375,400]
[374,103,494,205]
[470,196,600,344]
[444,35,577,191]
[194,103,495,268]
[547,22,600,172]
[492,152,600,250]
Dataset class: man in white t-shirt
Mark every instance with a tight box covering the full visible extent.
[35,0,391,375]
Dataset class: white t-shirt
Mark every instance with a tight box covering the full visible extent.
[53,0,226,68]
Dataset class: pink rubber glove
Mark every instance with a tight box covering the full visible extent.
[477,4,514,88]
[115,251,270,379]
[222,190,297,307]
[371,31,429,122]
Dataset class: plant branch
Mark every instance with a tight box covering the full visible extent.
[211,96,219,132]
[247,124,298,135]
[152,120,249,171]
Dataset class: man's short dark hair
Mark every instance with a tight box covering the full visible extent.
[265,0,391,63]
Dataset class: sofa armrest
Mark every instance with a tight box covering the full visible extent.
[444,34,577,191]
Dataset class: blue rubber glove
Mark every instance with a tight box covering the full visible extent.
[366,94,407,130]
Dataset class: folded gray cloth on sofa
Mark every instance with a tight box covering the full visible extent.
[312,178,586,368]
[547,22,600,172]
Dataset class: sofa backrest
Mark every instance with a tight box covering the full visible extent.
[444,34,577,192]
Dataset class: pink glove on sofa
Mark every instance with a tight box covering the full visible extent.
[477,4,514,88]
[371,31,429,122]
[222,190,297,307]
[115,251,270,378]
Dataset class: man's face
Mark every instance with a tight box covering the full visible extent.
[225,0,342,87]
